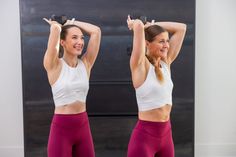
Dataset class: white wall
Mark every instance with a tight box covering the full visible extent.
[0,0,24,157]
[195,0,236,156]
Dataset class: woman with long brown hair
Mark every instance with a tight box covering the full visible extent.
[43,17,101,157]
[127,15,186,157]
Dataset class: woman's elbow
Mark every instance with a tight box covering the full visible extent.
[94,26,101,36]
[181,23,187,32]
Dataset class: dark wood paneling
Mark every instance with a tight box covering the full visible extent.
[24,104,193,157]
[20,0,195,156]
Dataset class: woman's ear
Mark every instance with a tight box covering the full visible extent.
[60,40,65,47]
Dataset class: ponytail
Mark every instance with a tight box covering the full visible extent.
[146,55,164,84]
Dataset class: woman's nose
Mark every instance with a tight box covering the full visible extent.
[78,39,84,44]
[163,41,169,47]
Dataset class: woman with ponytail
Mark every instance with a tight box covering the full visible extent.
[43,17,101,157]
[126,15,186,157]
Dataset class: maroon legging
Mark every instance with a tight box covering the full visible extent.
[127,119,174,157]
[47,112,95,157]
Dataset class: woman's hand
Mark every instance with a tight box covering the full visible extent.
[43,18,62,27]
[144,20,156,29]
[127,15,135,30]
[63,18,75,26]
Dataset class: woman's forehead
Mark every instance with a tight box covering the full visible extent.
[154,32,169,40]
[67,27,83,35]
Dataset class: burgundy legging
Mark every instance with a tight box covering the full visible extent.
[127,119,174,157]
[47,112,95,157]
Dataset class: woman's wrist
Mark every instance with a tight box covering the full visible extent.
[133,19,144,29]
[50,23,61,32]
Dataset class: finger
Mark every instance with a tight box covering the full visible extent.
[70,18,75,24]
[63,19,69,25]
[127,15,131,21]
[43,18,51,24]
[127,24,131,30]
[43,18,49,22]
[151,19,155,24]
[127,18,131,25]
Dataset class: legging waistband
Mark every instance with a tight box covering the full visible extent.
[135,119,171,138]
[52,111,89,128]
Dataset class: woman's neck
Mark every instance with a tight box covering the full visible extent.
[62,54,78,67]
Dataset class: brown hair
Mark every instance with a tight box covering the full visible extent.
[60,24,81,40]
[145,25,167,83]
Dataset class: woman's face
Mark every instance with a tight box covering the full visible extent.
[146,31,169,59]
[61,27,84,56]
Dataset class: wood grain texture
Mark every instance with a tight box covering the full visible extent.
[20,0,195,156]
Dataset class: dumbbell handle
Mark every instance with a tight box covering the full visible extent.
[130,15,147,24]
[51,14,67,25]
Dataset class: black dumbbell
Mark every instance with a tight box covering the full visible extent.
[139,16,147,24]
[130,15,147,24]
[51,14,67,25]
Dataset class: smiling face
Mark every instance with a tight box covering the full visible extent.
[145,25,169,60]
[60,26,84,56]
[146,32,169,59]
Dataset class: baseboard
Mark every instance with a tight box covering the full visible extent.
[195,143,236,157]
[0,146,24,157]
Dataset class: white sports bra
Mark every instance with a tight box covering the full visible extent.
[51,59,89,107]
[135,60,173,111]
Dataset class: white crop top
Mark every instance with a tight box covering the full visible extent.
[135,60,173,111]
[51,59,89,107]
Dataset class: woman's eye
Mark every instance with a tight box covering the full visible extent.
[159,40,169,44]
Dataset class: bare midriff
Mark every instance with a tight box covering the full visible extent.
[138,104,172,122]
[54,101,86,114]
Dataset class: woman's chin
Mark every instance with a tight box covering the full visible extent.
[74,51,82,56]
